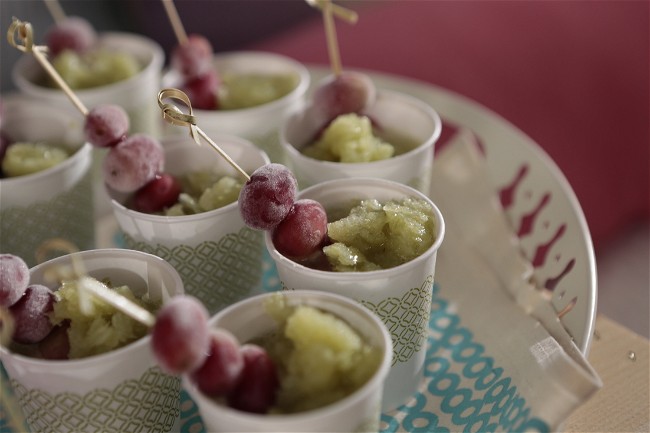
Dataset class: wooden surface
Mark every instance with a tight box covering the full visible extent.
[564,315,649,433]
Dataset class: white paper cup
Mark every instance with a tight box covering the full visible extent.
[108,135,270,315]
[184,290,392,432]
[161,51,310,162]
[12,32,165,217]
[0,96,93,267]
[280,90,442,195]
[0,248,185,433]
[12,32,164,138]
[265,178,445,411]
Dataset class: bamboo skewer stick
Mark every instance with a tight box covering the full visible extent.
[44,0,66,24]
[157,88,251,182]
[161,0,189,45]
[7,19,89,116]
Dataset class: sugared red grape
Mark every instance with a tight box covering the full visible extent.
[84,104,129,148]
[45,16,97,57]
[181,70,220,110]
[151,296,210,374]
[191,329,244,396]
[311,71,376,126]
[133,173,182,213]
[228,344,279,414]
[103,134,164,192]
[9,284,55,344]
[171,34,214,80]
[0,254,30,307]
[272,199,328,260]
[38,321,71,360]
[238,163,298,230]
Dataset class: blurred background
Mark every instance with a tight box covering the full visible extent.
[1,0,648,337]
[1,0,318,93]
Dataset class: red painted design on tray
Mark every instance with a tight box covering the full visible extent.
[517,193,551,238]
[499,164,529,209]
[531,224,567,268]
[544,258,576,292]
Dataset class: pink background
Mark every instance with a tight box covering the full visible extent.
[245,0,649,253]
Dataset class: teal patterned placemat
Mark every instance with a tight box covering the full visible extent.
[0,251,549,433]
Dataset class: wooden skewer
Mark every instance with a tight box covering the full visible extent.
[322,0,342,76]
[306,0,358,24]
[35,238,156,327]
[7,19,89,116]
[161,0,189,45]
[77,277,156,327]
[44,0,66,24]
[157,88,251,182]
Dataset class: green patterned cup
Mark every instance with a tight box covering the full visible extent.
[161,51,310,163]
[265,178,445,411]
[12,32,164,138]
[108,135,269,315]
[184,290,392,433]
[279,89,442,195]
[0,248,185,433]
[0,96,94,267]
[12,32,165,217]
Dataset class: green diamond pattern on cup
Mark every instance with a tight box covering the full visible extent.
[9,367,180,433]
[124,228,263,314]
[0,172,94,267]
[361,275,434,366]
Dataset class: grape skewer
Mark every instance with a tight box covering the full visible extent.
[304,1,377,127]
[157,88,327,257]
[161,0,218,108]
[8,18,164,194]
[43,0,97,57]
[8,19,127,148]
[158,88,249,181]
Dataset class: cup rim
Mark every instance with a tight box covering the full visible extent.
[264,177,445,278]
[161,50,311,116]
[0,248,183,367]
[107,134,270,223]
[183,290,392,423]
[12,31,164,97]
[279,89,443,169]
[0,142,92,186]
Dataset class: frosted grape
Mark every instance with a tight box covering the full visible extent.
[171,34,214,80]
[238,163,297,230]
[190,329,244,396]
[311,71,376,126]
[228,344,279,414]
[272,199,328,260]
[103,134,164,192]
[181,70,220,110]
[133,173,182,213]
[0,254,30,307]
[9,284,55,344]
[45,16,97,57]
[84,104,129,148]
[38,322,71,360]
[151,296,210,374]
